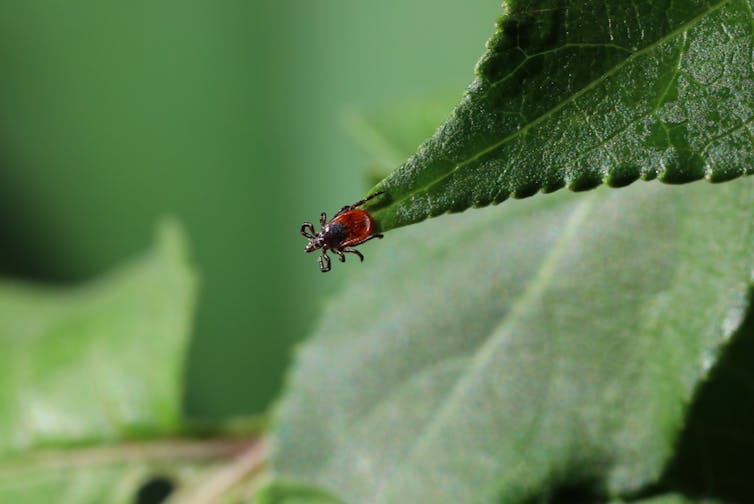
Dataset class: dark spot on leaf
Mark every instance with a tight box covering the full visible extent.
[640,169,659,181]
[567,171,603,191]
[541,177,566,193]
[547,484,603,504]
[492,189,511,204]
[606,163,640,188]
[706,166,745,183]
[517,476,604,504]
[481,6,561,84]
[659,123,706,183]
[661,78,679,104]
[135,476,175,504]
[511,182,541,198]
[645,121,671,150]
[706,108,720,124]
[478,45,528,85]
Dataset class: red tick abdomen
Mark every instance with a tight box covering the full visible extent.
[332,209,373,247]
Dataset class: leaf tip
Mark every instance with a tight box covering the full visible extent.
[154,217,191,266]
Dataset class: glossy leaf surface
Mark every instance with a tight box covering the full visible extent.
[366,0,754,231]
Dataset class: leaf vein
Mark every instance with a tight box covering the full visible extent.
[383,0,730,213]
[373,196,597,502]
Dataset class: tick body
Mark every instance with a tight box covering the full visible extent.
[300,192,385,272]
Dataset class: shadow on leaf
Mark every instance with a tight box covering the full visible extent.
[657,288,754,502]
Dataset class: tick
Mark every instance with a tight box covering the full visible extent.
[300,191,385,272]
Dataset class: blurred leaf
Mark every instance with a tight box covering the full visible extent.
[657,295,754,502]
[254,480,344,504]
[344,92,461,188]
[344,91,461,172]
[0,222,265,502]
[0,221,195,457]
[271,173,754,502]
[0,437,261,504]
[366,0,754,231]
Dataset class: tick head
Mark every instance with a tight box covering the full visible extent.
[305,235,323,253]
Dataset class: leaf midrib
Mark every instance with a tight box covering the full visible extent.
[0,438,255,478]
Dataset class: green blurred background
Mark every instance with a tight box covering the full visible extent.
[0,1,500,418]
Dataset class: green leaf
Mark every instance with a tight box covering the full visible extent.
[344,91,462,176]
[0,437,262,504]
[271,175,754,502]
[658,299,754,502]
[344,92,461,188]
[0,221,253,503]
[254,479,345,504]
[366,0,754,231]
[0,221,196,457]
[611,495,725,504]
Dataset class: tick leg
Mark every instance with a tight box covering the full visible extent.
[319,251,331,272]
[362,190,385,204]
[334,205,351,218]
[348,233,384,247]
[334,191,386,217]
[332,249,346,263]
[343,248,364,262]
[301,222,316,238]
[320,212,328,227]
